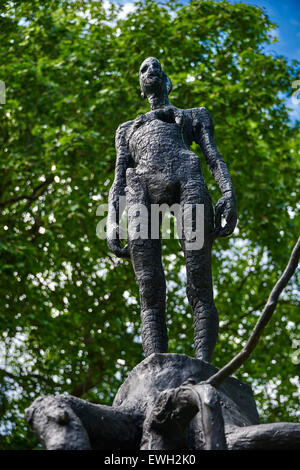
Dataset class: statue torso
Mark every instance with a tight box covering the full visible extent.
[128,109,194,171]
[124,108,208,204]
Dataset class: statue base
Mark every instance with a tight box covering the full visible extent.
[114,353,259,426]
[25,353,300,450]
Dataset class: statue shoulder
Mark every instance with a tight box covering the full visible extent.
[115,120,135,148]
[186,107,214,142]
[116,120,134,138]
[116,121,134,134]
[187,106,212,128]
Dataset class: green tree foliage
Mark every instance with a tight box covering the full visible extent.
[0,0,299,449]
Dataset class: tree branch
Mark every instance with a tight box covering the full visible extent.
[207,237,300,388]
[70,372,101,398]
[236,269,255,292]
[0,368,56,388]
[0,175,54,209]
[221,299,298,332]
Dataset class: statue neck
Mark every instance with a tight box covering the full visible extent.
[147,91,170,110]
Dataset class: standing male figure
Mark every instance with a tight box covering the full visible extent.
[107,57,237,363]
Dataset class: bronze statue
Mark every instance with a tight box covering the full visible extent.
[25,59,300,452]
[107,57,237,362]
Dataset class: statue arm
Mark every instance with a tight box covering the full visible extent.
[192,107,237,237]
[107,121,133,257]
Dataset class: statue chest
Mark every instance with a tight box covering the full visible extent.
[128,118,186,161]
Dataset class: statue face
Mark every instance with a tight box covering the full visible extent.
[139,57,163,97]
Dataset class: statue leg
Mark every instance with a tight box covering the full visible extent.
[126,169,168,356]
[179,178,218,363]
[226,422,300,450]
[25,394,143,450]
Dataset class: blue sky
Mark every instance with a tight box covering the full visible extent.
[172,0,300,63]
[119,1,300,61]
[219,1,300,122]
[224,0,300,62]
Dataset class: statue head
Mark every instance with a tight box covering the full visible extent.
[139,57,172,100]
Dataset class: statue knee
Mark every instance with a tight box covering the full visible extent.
[25,394,74,430]
[25,394,91,450]
[187,271,212,299]
[139,272,165,306]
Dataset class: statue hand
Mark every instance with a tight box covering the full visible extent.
[107,225,130,258]
[213,195,237,238]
